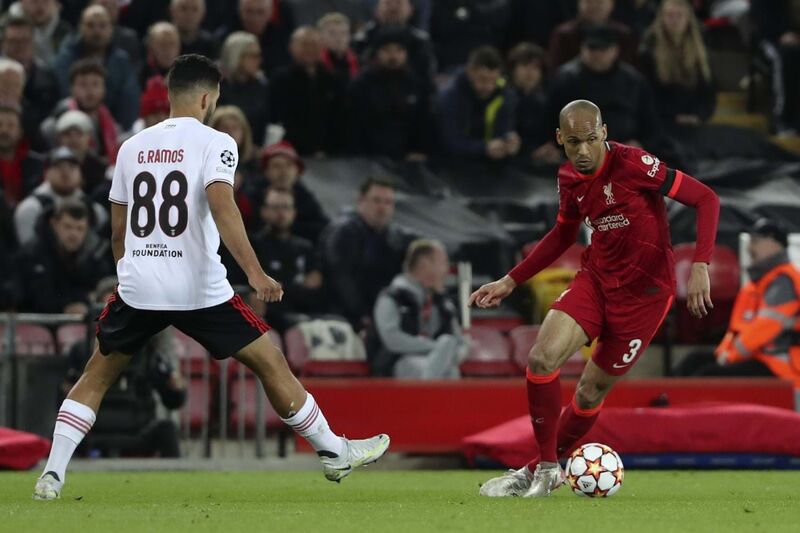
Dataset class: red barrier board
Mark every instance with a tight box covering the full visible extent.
[299,378,795,454]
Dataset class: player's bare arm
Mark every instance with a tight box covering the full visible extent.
[206,181,283,303]
[110,203,128,263]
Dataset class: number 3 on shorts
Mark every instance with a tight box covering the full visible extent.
[622,339,642,364]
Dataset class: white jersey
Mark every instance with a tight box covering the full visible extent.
[109,117,238,310]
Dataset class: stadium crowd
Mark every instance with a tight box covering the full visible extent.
[0,0,799,380]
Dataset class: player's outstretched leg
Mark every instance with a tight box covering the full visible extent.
[480,310,587,497]
[235,334,389,482]
[33,349,131,500]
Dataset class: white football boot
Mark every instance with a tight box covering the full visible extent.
[32,472,63,501]
[320,434,390,482]
[478,466,533,497]
[522,462,566,498]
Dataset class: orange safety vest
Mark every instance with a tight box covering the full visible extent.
[715,262,800,385]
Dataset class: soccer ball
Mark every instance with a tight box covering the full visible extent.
[565,443,624,497]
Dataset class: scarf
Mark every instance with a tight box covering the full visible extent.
[68,99,119,164]
[320,48,360,79]
[0,140,30,205]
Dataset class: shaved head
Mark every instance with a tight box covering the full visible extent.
[559,99,603,130]
[556,99,608,175]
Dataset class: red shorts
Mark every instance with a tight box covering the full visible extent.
[550,271,673,376]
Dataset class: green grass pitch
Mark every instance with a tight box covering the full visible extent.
[1,470,797,533]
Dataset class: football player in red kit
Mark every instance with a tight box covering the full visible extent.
[471,100,720,498]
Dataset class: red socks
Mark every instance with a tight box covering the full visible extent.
[526,368,562,463]
[525,385,604,471]
[556,397,603,458]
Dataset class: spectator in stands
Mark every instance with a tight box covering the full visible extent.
[318,12,360,84]
[639,0,715,132]
[54,110,106,196]
[674,219,800,383]
[293,0,368,27]
[751,0,800,132]
[0,57,44,149]
[353,0,436,86]
[170,0,219,58]
[0,192,16,309]
[90,0,142,70]
[249,187,326,331]
[0,0,72,65]
[63,277,185,458]
[547,0,638,70]
[506,42,558,165]
[321,176,414,330]
[370,239,465,378]
[1,15,60,129]
[218,32,270,146]
[270,26,347,156]
[363,0,432,31]
[429,0,513,73]
[210,105,262,230]
[256,141,329,242]
[544,25,664,151]
[14,146,107,246]
[216,0,296,76]
[612,0,659,37]
[140,22,181,87]
[436,46,520,161]
[45,59,120,164]
[505,1,570,49]
[137,77,171,131]
[53,5,140,131]
[13,199,110,314]
[348,28,430,160]
[0,105,42,206]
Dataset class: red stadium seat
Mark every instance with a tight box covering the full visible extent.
[674,244,740,344]
[56,323,88,355]
[509,325,586,377]
[284,326,370,377]
[0,323,56,356]
[172,328,216,431]
[460,326,518,377]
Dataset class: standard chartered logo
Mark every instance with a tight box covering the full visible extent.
[591,213,630,232]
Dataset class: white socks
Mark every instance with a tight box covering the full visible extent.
[42,399,96,482]
[281,393,344,457]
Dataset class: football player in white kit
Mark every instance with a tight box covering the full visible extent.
[34,55,389,500]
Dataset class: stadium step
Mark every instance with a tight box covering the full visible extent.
[710,112,769,134]
[715,91,748,115]
[770,134,800,155]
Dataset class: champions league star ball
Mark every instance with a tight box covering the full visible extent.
[565,443,624,497]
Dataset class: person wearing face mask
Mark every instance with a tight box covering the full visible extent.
[370,239,467,378]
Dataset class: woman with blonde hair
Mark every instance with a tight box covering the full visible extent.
[209,105,260,231]
[218,31,271,145]
[639,0,715,130]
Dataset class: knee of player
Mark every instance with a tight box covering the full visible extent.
[528,344,561,374]
[574,380,609,409]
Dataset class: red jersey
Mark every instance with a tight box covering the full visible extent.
[557,142,678,296]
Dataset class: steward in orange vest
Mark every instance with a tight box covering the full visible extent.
[715,220,800,385]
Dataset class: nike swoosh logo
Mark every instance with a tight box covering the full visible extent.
[577,195,585,202]
[612,363,629,369]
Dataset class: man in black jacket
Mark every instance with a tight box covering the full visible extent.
[270,26,347,156]
[542,24,665,153]
[353,0,435,88]
[250,188,325,332]
[348,28,430,160]
[321,176,414,330]
[13,199,110,314]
